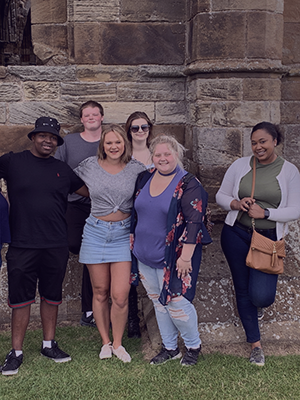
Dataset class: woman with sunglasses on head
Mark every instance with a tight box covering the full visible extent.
[216,122,300,366]
[124,111,154,338]
[75,124,146,363]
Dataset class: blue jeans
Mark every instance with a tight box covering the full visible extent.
[138,261,201,349]
[221,223,278,343]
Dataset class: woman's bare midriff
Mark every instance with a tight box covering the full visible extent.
[94,210,130,222]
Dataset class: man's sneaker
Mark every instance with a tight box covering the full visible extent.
[257,307,264,320]
[150,345,182,365]
[41,340,71,363]
[180,345,201,366]
[249,347,265,366]
[2,349,23,376]
[80,313,97,328]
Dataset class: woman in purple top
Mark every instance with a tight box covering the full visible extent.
[130,135,212,366]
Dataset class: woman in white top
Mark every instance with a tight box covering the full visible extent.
[216,122,300,366]
[75,124,145,362]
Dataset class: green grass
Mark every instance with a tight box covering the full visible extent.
[0,326,300,400]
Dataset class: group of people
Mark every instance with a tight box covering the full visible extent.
[0,100,299,375]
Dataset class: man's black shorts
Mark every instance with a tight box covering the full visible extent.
[6,246,69,308]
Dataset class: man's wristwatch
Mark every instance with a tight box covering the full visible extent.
[264,209,270,219]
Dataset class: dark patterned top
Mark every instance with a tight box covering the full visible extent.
[130,169,212,306]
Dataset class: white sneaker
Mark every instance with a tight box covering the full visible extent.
[99,343,112,359]
[112,345,131,363]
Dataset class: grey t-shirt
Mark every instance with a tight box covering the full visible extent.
[75,157,146,216]
[54,132,99,203]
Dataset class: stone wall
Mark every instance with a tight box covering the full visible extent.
[0,0,300,347]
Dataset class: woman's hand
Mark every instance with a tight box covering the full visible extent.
[230,197,255,212]
[176,257,192,279]
[248,203,265,219]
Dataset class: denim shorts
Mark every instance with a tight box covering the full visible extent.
[79,214,131,264]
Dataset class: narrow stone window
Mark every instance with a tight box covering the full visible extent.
[0,0,39,65]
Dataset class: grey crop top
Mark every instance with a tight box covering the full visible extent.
[75,156,146,216]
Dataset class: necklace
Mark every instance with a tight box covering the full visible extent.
[157,165,180,176]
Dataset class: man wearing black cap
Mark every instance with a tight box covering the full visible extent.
[0,117,88,376]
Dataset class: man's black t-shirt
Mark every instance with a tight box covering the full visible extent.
[0,150,84,248]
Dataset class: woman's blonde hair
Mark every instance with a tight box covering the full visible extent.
[149,134,186,168]
[97,124,132,163]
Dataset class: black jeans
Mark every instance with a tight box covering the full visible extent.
[66,201,93,313]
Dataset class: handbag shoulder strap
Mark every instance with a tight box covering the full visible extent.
[250,156,256,199]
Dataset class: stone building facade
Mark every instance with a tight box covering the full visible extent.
[0,0,299,347]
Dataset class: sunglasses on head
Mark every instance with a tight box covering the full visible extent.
[130,124,150,133]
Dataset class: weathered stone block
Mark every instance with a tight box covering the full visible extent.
[211,101,271,127]
[7,66,77,82]
[247,13,283,59]
[280,101,300,125]
[0,126,33,155]
[100,23,185,65]
[73,0,119,22]
[152,125,185,145]
[101,102,154,124]
[281,78,300,101]
[187,79,242,102]
[281,124,300,168]
[188,0,210,19]
[74,23,100,64]
[213,0,284,13]
[283,0,300,22]
[77,65,184,82]
[24,82,60,100]
[242,127,254,157]
[31,0,67,23]
[188,102,211,126]
[0,83,22,102]
[0,103,6,123]
[8,102,79,125]
[121,0,186,21]
[243,78,281,101]
[0,66,6,79]
[188,13,246,63]
[192,127,242,167]
[61,82,117,102]
[270,101,281,124]
[283,22,300,64]
[31,25,68,63]
[195,277,236,323]
[117,81,185,101]
[155,102,186,124]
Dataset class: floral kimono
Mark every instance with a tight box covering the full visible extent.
[130,169,212,306]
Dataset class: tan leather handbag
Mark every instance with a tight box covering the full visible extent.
[245,157,285,274]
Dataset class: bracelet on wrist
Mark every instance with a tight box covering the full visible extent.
[180,257,190,263]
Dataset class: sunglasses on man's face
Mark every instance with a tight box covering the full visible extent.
[130,124,150,133]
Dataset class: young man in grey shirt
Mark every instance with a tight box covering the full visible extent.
[55,101,104,327]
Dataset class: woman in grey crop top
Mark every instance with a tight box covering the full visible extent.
[75,124,146,363]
